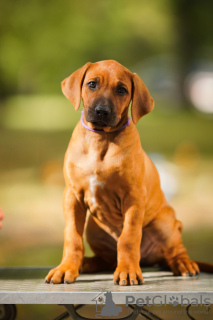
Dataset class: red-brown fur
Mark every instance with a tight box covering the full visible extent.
[46,60,208,286]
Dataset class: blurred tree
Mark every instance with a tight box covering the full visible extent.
[0,0,173,101]
[173,0,213,104]
[1,0,213,106]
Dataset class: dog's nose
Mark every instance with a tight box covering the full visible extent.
[95,105,111,118]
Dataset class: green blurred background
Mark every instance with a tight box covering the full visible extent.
[0,0,213,318]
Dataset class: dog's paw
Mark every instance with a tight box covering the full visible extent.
[45,264,79,284]
[171,259,200,277]
[113,266,144,286]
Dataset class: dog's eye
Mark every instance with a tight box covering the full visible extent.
[117,87,128,95]
[87,81,97,89]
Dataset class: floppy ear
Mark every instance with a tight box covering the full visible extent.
[61,62,91,110]
[131,73,154,124]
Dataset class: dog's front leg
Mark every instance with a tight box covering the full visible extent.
[45,187,86,284]
[113,204,144,286]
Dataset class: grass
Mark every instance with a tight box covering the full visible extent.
[137,107,213,156]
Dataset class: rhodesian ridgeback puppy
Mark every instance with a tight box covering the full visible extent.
[45,60,201,285]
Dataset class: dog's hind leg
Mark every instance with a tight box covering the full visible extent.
[82,215,117,273]
[82,256,115,273]
[147,205,200,276]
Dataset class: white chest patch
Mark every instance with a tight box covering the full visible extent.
[89,175,104,206]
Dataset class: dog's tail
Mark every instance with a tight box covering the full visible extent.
[196,261,213,273]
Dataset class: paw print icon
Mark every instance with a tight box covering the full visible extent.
[169,296,179,306]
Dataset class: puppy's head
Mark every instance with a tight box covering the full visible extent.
[62,60,154,129]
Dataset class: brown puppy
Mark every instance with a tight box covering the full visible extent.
[45,60,200,286]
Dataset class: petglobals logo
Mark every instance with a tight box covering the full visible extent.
[126,295,211,307]
[92,291,123,318]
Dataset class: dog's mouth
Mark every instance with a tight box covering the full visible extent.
[84,98,119,129]
[87,118,118,129]
[91,121,108,128]
[85,107,118,128]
